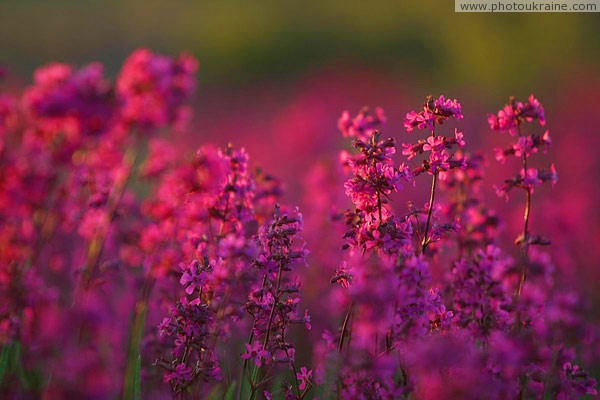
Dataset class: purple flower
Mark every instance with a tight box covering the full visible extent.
[404,95,463,132]
[454,129,466,147]
[404,110,434,132]
[488,95,545,136]
[434,95,463,119]
[297,367,313,390]
[241,342,270,367]
[163,363,193,386]
[428,150,450,174]
[423,136,445,153]
[179,258,212,295]
[522,168,540,187]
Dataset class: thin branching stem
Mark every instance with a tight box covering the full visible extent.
[421,126,437,255]
[248,262,285,400]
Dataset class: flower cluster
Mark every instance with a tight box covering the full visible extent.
[157,261,222,392]
[451,245,513,339]
[402,96,466,180]
[146,136,313,398]
[495,164,558,198]
[242,206,312,398]
[117,49,198,131]
[338,109,413,256]
[313,95,597,400]
[490,95,557,203]
[401,95,467,254]
[338,106,386,139]
[148,142,295,395]
[403,94,463,132]
[0,50,597,400]
[488,94,545,136]
[489,96,556,246]
[0,49,201,398]
[23,62,114,139]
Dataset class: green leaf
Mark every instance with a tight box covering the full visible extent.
[224,382,237,400]
[122,300,147,400]
[132,355,141,400]
[0,341,22,387]
[0,341,36,390]
[0,343,12,385]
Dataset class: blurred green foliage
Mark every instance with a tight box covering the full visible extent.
[0,0,599,94]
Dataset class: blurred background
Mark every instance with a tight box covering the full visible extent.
[2,1,599,89]
[1,0,599,300]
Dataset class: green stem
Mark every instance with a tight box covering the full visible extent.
[121,260,156,400]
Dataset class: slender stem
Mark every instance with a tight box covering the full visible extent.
[338,301,354,353]
[455,181,467,258]
[516,188,531,298]
[25,170,65,272]
[74,140,142,350]
[238,331,255,399]
[249,263,284,399]
[261,264,284,352]
[421,173,438,254]
[122,215,181,397]
[376,189,383,222]
[516,123,531,299]
[370,132,384,223]
[376,345,397,359]
[238,275,267,399]
[421,127,438,255]
[121,258,155,399]
[77,142,141,294]
[282,332,301,398]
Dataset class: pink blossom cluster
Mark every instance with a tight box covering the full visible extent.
[117,49,198,131]
[338,106,387,139]
[339,111,413,256]
[490,95,557,201]
[488,94,545,136]
[402,96,466,180]
[403,94,463,132]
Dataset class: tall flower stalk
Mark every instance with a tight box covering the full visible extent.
[488,95,556,300]
[403,95,465,254]
[242,205,311,400]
